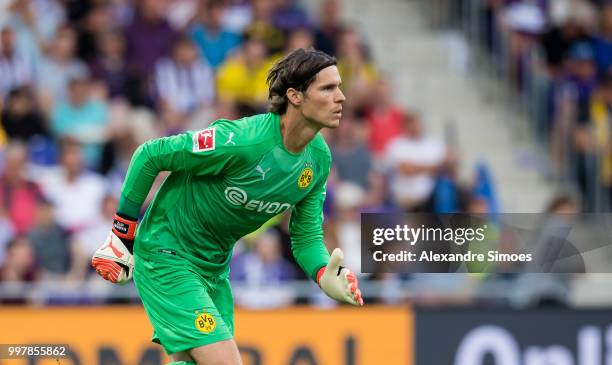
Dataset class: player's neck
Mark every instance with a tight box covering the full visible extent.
[279,111,320,154]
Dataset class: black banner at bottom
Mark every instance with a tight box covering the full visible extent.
[416,309,612,365]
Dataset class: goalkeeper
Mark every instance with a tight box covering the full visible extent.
[91,48,363,365]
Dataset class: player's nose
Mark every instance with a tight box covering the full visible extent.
[335,88,346,103]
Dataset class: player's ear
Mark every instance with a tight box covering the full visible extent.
[286,87,303,107]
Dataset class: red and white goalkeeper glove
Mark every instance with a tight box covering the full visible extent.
[317,248,363,306]
[91,214,137,284]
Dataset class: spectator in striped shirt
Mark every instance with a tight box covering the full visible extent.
[36,25,88,113]
[154,36,215,129]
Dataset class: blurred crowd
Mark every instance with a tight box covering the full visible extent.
[0,0,508,307]
[450,0,612,211]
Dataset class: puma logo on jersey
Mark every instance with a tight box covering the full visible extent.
[225,132,236,145]
[255,165,271,180]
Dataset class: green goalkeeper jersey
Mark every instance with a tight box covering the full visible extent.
[118,112,331,280]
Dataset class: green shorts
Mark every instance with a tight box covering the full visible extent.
[133,250,234,355]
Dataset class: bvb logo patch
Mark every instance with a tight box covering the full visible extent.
[298,167,314,189]
[194,311,216,333]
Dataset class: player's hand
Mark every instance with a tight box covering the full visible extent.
[317,248,364,306]
[91,214,137,284]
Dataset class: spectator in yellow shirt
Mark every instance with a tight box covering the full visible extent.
[336,27,378,111]
[589,74,612,190]
[216,36,279,115]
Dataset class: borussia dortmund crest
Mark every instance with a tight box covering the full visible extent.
[298,167,314,189]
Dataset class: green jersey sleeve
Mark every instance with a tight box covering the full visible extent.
[118,124,241,218]
[289,161,332,281]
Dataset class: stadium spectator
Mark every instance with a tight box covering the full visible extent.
[433,169,466,214]
[510,195,582,308]
[36,138,107,233]
[220,0,253,34]
[330,113,372,189]
[0,87,49,143]
[27,198,71,280]
[154,37,215,126]
[164,0,199,31]
[530,194,584,273]
[314,0,343,56]
[0,235,37,283]
[36,24,89,113]
[106,0,136,30]
[2,0,45,69]
[231,230,297,309]
[284,26,316,53]
[593,3,612,76]
[123,0,179,85]
[272,0,311,34]
[243,0,285,54]
[330,182,364,275]
[501,0,547,90]
[471,163,500,218]
[216,36,277,115]
[90,30,129,100]
[335,27,378,110]
[0,26,35,98]
[190,0,242,70]
[0,142,43,234]
[27,0,66,44]
[50,76,110,169]
[586,72,612,209]
[364,77,405,159]
[75,3,114,63]
[464,195,501,273]
[0,235,38,304]
[384,112,452,212]
[551,42,598,200]
[540,0,592,77]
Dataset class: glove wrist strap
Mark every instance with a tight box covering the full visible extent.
[112,214,137,241]
[316,266,326,285]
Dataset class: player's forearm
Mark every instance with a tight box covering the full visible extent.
[289,197,330,280]
[118,138,182,217]
[291,226,329,280]
[118,144,160,216]
[291,236,330,281]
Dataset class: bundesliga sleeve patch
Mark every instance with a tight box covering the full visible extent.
[192,127,216,152]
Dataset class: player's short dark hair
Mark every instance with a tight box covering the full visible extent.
[266,48,336,114]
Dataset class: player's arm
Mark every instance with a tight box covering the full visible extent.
[120,126,239,215]
[289,163,363,306]
[93,126,238,284]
